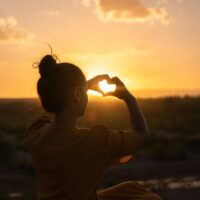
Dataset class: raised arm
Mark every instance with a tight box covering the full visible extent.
[87,74,149,155]
[103,76,149,151]
[123,92,149,136]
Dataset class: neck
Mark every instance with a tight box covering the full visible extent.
[51,107,77,128]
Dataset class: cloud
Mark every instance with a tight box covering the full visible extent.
[0,16,32,43]
[82,0,172,25]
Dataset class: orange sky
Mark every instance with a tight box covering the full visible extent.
[0,0,200,98]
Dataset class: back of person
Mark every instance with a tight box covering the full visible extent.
[25,54,161,200]
[25,114,132,200]
[25,115,111,200]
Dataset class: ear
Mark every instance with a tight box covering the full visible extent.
[74,86,81,103]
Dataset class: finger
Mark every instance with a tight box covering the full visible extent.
[110,76,124,85]
[111,76,121,83]
[97,89,105,95]
[87,75,106,84]
[97,74,112,83]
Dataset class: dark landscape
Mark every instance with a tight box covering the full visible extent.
[0,96,200,199]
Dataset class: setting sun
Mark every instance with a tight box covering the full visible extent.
[98,80,116,94]
[0,0,200,98]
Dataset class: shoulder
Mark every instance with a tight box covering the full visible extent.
[24,112,52,142]
[85,124,122,148]
[79,124,110,147]
[27,112,52,130]
[87,124,114,139]
[89,123,108,132]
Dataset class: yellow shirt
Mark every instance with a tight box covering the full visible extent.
[25,113,135,200]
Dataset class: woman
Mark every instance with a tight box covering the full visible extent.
[25,55,161,200]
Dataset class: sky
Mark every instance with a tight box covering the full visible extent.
[0,0,200,98]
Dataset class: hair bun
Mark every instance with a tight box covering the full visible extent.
[38,55,56,77]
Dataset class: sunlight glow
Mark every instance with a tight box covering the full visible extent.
[87,90,102,96]
[0,1,200,98]
[98,80,116,94]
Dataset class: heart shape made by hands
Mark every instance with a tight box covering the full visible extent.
[98,79,116,94]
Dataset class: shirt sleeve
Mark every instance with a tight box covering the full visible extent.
[88,124,140,166]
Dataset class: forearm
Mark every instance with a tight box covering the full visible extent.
[123,93,149,135]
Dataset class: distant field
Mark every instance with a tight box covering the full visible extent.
[1,96,200,132]
[0,96,200,160]
[0,96,200,199]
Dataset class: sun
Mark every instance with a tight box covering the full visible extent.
[98,80,116,94]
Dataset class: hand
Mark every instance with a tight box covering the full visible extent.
[87,74,112,95]
[103,76,131,100]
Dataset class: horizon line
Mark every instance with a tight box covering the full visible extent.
[1,88,200,100]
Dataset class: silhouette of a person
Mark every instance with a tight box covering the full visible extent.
[25,55,161,200]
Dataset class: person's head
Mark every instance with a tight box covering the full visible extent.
[37,55,88,116]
